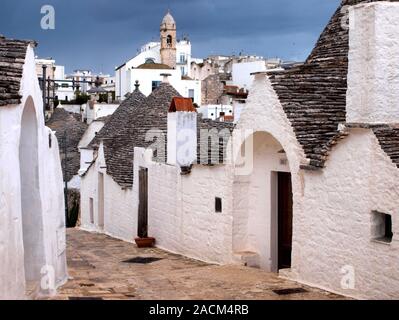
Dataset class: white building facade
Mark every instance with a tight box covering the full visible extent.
[0,36,67,299]
[115,12,200,103]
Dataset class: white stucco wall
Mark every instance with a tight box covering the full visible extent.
[198,105,233,121]
[59,104,82,115]
[347,2,399,124]
[129,68,181,96]
[233,132,290,271]
[287,129,399,300]
[167,111,197,167]
[136,145,234,264]
[176,40,192,77]
[80,144,136,243]
[78,120,105,149]
[115,65,127,101]
[0,45,67,299]
[79,149,94,175]
[232,61,266,89]
[235,58,399,299]
[94,104,118,119]
[232,73,306,272]
[126,69,201,104]
[176,79,201,106]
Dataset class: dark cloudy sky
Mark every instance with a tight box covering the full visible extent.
[0,0,341,74]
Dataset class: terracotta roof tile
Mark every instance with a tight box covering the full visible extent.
[169,97,197,112]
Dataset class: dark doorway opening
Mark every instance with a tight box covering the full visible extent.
[138,168,149,238]
[278,172,293,270]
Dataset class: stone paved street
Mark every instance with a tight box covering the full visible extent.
[52,229,346,300]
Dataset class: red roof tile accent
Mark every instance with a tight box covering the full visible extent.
[169,97,197,113]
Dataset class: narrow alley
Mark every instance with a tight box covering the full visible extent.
[53,229,346,300]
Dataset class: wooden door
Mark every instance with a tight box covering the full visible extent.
[278,172,293,269]
[138,168,148,238]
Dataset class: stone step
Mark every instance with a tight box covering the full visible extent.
[234,251,260,268]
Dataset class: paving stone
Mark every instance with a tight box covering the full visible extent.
[48,229,348,300]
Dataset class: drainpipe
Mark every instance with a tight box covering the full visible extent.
[42,65,47,117]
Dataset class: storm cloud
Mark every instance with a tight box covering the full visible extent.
[0,0,340,74]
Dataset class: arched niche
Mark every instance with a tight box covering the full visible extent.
[19,97,46,296]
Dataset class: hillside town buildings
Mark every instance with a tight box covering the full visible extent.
[115,12,201,103]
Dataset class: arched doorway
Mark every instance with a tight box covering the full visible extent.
[233,131,293,272]
[19,97,46,295]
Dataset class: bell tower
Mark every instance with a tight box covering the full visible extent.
[160,10,177,69]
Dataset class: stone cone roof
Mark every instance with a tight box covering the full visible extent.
[0,35,36,106]
[268,0,399,169]
[94,83,181,187]
[47,108,88,182]
[90,88,147,149]
[89,82,234,187]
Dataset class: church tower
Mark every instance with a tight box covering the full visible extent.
[160,11,177,69]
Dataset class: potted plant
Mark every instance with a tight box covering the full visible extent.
[135,237,156,248]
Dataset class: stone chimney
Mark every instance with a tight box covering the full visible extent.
[161,73,172,83]
[347,2,399,124]
[167,97,197,169]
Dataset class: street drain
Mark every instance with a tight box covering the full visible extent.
[79,283,95,287]
[272,288,308,295]
[69,297,104,300]
[122,257,162,264]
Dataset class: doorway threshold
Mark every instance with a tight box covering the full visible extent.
[278,268,293,279]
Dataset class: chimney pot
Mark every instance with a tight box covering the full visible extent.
[347,2,399,124]
[160,73,172,83]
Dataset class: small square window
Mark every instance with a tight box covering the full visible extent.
[371,211,393,243]
[215,197,222,213]
[152,81,161,92]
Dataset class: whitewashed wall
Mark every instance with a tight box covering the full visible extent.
[198,105,233,121]
[288,129,399,300]
[0,45,67,299]
[234,21,399,298]
[80,143,136,243]
[94,104,118,119]
[232,73,305,272]
[233,132,290,271]
[176,40,192,77]
[232,61,266,89]
[177,79,201,105]
[134,145,235,265]
[59,104,82,115]
[347,2,399,124]
[78,120,106,149]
